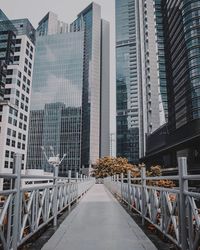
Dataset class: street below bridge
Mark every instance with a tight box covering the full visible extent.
[42,184,157,250]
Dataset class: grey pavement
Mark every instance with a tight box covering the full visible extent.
[42,184,157,250]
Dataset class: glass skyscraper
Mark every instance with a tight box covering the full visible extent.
[27,23,84,175]
[71,3,110,169]
[115,0,143,163]
[27,4,110,176]
[145,0,200,171]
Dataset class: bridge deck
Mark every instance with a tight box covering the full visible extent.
[42,184,157,250]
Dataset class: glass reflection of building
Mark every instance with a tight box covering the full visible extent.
[27,3,110,176]
[115,0,141,163]
[27,19,84,175]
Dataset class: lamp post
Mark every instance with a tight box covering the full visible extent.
[41,146,66,227]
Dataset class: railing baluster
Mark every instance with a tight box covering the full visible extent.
[178,157,188,250]
[12,153,22,250]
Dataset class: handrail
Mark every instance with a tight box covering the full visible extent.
[104,157,200,250]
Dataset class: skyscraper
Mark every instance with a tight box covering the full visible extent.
[115,0,144,163]
[144,0,200,171]
[0,13,35,185]
[71,3,110,169]
[27,13,84,175]
[27,3,110,176]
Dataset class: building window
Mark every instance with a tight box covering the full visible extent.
[18,132,22,139]
[8,117,12,124]
[12,130,16,137]
[7,69,13,75]
[5,89,11,95]
[5,150,9,157]
[17,142,21,149]
[11,140,15,147]
[10,162,13,169]
[19,122,23,129]
[6,78,12,84]
[4,161,9,168]
[18,71,21,78]
[15,47,21,52]
[16,39,21,44]
[17,80,21,87]
[7,128,11,136]
[11,152,14,158]
[14,56,20,61]
[15,99,19,106]
[6,139,10,146]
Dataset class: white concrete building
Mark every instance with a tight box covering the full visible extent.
[0,19,35,187]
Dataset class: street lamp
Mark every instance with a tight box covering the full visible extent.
[41,146,66,227]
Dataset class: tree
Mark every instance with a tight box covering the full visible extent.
[92,157,175,188]
[92,157,140,178]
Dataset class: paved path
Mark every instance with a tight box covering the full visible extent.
[42,184,157,250]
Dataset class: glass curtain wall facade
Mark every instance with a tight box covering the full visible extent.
[116,0,141,163]
[71,3,102,168]
[27,31,84,175]
[144,0,200,171]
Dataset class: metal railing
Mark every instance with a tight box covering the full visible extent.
[0,154,95,250]
[104,157,200,250]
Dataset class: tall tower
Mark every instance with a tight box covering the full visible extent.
[27,12,84,175]
[27,5,110,176]
[71,3,110,169]
[115,0,144,163]
[0,14,35,184]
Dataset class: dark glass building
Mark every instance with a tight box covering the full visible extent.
[145,0,200,172]
[115,0,142,164]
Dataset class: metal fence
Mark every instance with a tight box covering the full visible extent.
[104,157,200,250]
[0,154,95,250]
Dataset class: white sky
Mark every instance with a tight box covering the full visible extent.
[1,0,116,152]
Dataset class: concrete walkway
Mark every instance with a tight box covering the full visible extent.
[42,184,157,250]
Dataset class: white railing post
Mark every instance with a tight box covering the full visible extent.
[68,170,72,211]
[12,153,22,250]
[127,170,131,210]
[178,157,188,250]
[120,173,124,199]
[53,166,58,227]
[141,167,146,226]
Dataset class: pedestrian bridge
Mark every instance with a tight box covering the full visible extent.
[0,157,200,250]
[42,184,156,250]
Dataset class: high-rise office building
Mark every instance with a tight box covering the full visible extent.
[144,0,200,171]
[27,13,84,175]
[71,3,110,169]
[27,4,110,176]
[0,14,35,182]
[115,0,145,163]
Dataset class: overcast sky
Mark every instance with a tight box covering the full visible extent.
[1,0,116,152]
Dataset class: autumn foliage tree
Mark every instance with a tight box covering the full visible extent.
[92,157,175,188]
[91,157,140,178]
